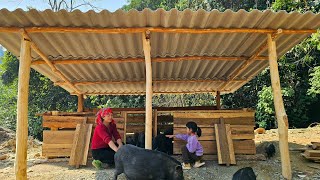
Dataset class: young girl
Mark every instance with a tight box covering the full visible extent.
[166,121,205,170]
[91,108,123,169]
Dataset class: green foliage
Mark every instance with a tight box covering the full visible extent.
[0,52,19,85]
[255,86,294,129]
[308,66,320,96]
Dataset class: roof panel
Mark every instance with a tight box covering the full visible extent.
[1,8,320,95]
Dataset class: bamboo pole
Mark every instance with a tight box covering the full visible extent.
[77,94,84,112]
[216,91,221,109]
[0,27,315,34]
[31,56,268,65]
[142,31,153,150]
[15,37,32,180]
[267,34,291,180]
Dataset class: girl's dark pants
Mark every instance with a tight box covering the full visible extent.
[181,146,201,163]
[92,147,115,165]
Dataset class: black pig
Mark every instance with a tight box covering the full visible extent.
[114,144,184,180]
[232,167,256,180]
[265,143,276,159]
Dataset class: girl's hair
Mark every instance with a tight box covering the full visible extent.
[186,121,202,137]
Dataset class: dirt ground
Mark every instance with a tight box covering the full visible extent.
[1,126,320,180]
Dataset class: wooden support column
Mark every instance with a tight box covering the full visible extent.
[77,94,84,112]
[15,36,32,180]
[216,91,221,109]
[267,34,292,180]
[153,109,158,136]
[142,31,153,150]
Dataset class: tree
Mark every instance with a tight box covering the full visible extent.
[47,0,100,11]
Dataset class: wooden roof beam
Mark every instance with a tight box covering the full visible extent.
[21,30,82,94]
[54,79,246,86]
[0,27,316,34]
[218,29,283,91]
[31,56,269,65]
[71,90,230,96]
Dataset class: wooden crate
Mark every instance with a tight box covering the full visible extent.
[173,110,256,155]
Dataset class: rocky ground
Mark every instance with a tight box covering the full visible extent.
[0,126,320,180]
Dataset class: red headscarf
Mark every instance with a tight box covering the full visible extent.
[95,108,113,125]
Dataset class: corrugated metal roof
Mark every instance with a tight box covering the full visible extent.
[0,8,319,95]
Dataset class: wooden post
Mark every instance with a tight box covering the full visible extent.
[216,91,221,109]
[15,36,32,180]
[267,34,292,180]
[123,112,127,144]
[77,94,84,112]
[153,109,158,136]
[142,31,153,150]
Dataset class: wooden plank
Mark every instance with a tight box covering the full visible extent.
[174,126,254,140]
[126,126,145,133]
[69,124,84,167]
[69,120,90,168]
[302,153,320,161]
[42,143,72,157]
[311,142,320,150]
[215,119,230,165]
[226,124,236,164]
[174,111,255,119]
[81,124,93,165]
[43,130,75,144]
[43,116,123,129]
[174,117,255,127]
[173,140,256,155]
[126,115,146,123]
[15,37,32,180]
[304,150,320,158]
[268,33,291,180]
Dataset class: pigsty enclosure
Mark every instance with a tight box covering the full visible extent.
[40,108,255,158]
[2,8,320,179]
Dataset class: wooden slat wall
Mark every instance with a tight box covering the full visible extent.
[173,110,256,155]
[42,117,125,158]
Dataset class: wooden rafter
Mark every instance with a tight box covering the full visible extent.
[54,79,246,86]
[21,30,82,94]
[71,90,229,96]
[0,27,317,34]
[218,30,283,91]
[31,56,268,65]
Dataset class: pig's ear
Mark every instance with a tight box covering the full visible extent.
[175,165,182,172]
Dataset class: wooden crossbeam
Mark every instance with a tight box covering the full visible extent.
[30,56,268,66]
[71,90,230,96]
[21,30,82,94]
[218,30,282,91]
[0,27,317,34]
[54,79,246,86]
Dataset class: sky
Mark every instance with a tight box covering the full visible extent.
[0,0,128,12]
